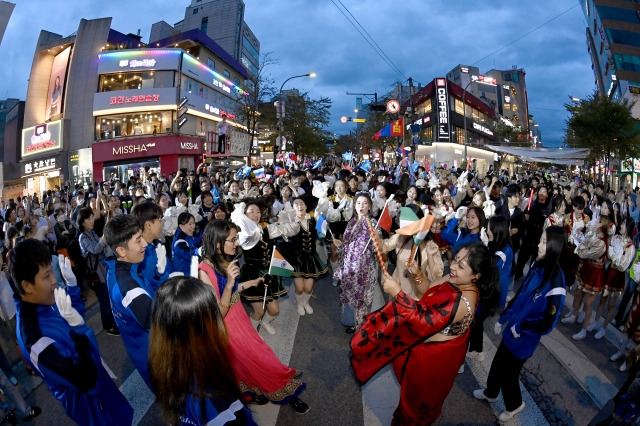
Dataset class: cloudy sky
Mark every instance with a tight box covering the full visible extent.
[0,0,592,147]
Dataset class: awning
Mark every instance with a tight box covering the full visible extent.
[484,145,590,161]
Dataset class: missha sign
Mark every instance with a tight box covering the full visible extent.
[92,135,202,161]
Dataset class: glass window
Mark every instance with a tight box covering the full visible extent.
[596,5,640,24]
[201,17,208,33]
[417,98,432,115]
[100,71,158,92]
[223,70,231,78]
[95,111,173,140]
[208,58,215,70]
[241,54,259,76]
[422,126,433,141]
[454,98,464,115]
[242,36,260,64]
[607,28,640,46]
[504,104,511,110]
[193,8,198,14]
[614,53,640,73]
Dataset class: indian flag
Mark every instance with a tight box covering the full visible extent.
[269,247,294,277]
[396,207,434,246]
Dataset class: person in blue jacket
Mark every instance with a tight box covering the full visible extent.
[11,239,132,425]
[466,215,513,362]
[131,200,172,288]
[441,205,486,255]
[103,214,154,388]
[172,212,203,275]
[149,275,256,425]
[473,225,566,423]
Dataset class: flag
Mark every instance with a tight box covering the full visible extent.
[342,163,353,171]
[211,186,220,203]
[410,160,419,173]
[237,165,252,178]
[269,247,294,277]
[342,151,354,161]
[274,166,287,176]
[360,160,371,171]
[303,158,312,168]
[264,174,273,183]
[377,204,392,234]
[312,158,323,169]
[253,168,265,180]
[372,118,404,140]
[396,207,434,245]
[315,213,328,238]
[288,153,297,162]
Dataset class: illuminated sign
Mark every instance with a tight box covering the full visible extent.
[473,122,494,136]
[471,75,497,85]
[110,93,161,105]
[504,95,511,103]
[97,49,181,75]
[435,78,450,142]
[630,86,640,95]
[180,142,200,150]
[113,142,154,156]
[24,157,57,175]
[46,46,71,121]
[21,120,63,158]
[461,67,469,73]
[203,104,236,120]
[181,53,247,98]
[119,59,157,68]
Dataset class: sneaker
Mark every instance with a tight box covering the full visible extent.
[572,329,587,340]
[297,304,305,316]
[473,389,498,403]
[289,397,310,414]
[303,303,313,315]
[498,403,525,422]
[620,362,628,372]
[561,315,576,324]
[586,321,599,332]
[8,376,17,386]
[106,327,120,336]
[458,364,465,374]
[594,327,606,340]
[23,406,41,421]
[563,309,574,318]
[611,351,625,362]
[260,320,276,335]
[577,311,586,324]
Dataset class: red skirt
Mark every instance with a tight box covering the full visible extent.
[604,268,626,295]
[577,261,605,294]
[432,231,449,252]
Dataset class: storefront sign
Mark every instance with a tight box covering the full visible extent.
[24,157,57,175]
[93,135,202,161]
[109,93,161,105]
[435,78,450,142]
[97,49,181,74]
[203,103,236,120]
[408,115,430,130]
[180,142,200,151]
[93,87,178,115]
[21,120,63,158]
[473,122,494,136]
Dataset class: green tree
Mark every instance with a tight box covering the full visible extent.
[565,92,640,173]
[492,119,526,147]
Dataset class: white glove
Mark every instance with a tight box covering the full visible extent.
[54,287,84,326]
[58,255,77,287]
[510,325,520,339]
[190,256,199,278]
[156,244,167,274]
[455,206,467,220]
[494,321,502,335]
[480,227,489,246]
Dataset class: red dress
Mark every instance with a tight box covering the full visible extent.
[351,283,469,424]
[199,263,304,403]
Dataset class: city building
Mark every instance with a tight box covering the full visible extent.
[0,1,14,45]
[580,0,640,114]
[0,98,24,200]
[21,16,250,195]
[149,0,260,78]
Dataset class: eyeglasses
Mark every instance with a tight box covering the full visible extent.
[226,236,239,243]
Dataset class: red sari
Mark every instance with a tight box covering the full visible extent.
[351,283,468,424]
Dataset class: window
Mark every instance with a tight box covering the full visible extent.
[95,111,173,140]
[512,103,518,111]
[504,104,511,110]
[596,5,640,24]
[99,71,157,92]
[201,17,208,34]
[417,98,432,115]
[223,70,231,78]
[242,36,260,63]
[208,58,215,70]
[511,87,517,96]
[193,8,198,14]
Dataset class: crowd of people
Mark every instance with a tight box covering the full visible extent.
[0,157,639,424]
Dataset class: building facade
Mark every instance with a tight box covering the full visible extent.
[149,0,260,78]
[0,98,23,200]
[0,1,14,45]
[581,0,640,113]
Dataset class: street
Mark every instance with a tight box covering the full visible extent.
[4,269,617,425]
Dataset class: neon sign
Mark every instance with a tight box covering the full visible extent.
[22,120,63,157]
[110,94,161,105]
[118,59,157,68]
[436,78,450,141]
[204,104,236,120]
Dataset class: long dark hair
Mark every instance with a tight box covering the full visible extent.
[487,215,512,252]
[460,241,500,316]
[536,226,567,289]
[202,220,239,275]
[149,276,244,425]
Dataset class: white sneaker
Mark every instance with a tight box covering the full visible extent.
[572,329,587,340]
[586,321,599,332]
[296,294,306,316]
[304,302,314,315]
[260,320,276,335]
[561,315,576,324]
[458,364,465,374]
[473,388,497,403]
[594,327,606,340]
[576,311,586,324]
[467,351,485,361]
[563,309,574,318]
[498,403,525,422]
[611,351,625,362]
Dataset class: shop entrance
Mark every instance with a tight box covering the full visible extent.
[103,157,160,183]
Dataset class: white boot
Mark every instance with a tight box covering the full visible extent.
[331,261,339,287]
[295,293,305,316]
[261,313,276,335]
[250,317,261,331]
[303,292,314,315]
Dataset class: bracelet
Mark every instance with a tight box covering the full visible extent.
[411,270,426,286]
[219,301,230,309]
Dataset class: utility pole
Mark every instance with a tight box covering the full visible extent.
[346,91,379,163]
[408,77,416,161]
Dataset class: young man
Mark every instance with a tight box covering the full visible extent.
[103,214,153,388]
[131,201,172,289]
[11,240,131,424]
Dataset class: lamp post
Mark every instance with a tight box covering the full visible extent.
[274,72,316,163]
[462,76,497,165]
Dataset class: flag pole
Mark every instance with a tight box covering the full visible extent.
[363,194,395,251]
[263,246,276,311]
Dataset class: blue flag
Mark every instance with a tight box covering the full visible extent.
[312,158,323,169]
[342,152,353,161]
[360,160,371,171]
[211,187,220,203]
[315,213,328,238]
[237,165,252,178]
[410,161,419,172]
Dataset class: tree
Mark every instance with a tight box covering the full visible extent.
[565,92,640,174]
[492,119,527,147]
[234,52,278,146]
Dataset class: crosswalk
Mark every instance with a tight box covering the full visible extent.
[112,275,620,425]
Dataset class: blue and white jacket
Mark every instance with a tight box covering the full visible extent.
[105,258,155,389]
[139,239,172,290]
[181,393,257,426]
[498,262,566,359]
[172,230,202,276]
[15,285,133,425]
[440,217,481,255]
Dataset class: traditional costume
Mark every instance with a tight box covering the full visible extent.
[576,227,608,294]
[605,235,635,295]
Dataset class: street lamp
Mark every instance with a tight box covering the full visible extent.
[275,72,316,163]
[462,76,496,163]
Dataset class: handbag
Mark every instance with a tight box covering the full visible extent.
[85,253,102,290]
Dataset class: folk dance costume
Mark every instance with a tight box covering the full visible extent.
[351,284,476,424]
[543,212,564,231]
[428,203,454,252]
[563,210,589,287]
[576,228,608,295]
[605,235,635,296]
[327,193,354,281]
[334,218,377,328]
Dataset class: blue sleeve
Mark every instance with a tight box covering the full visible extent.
[115,267,152,330]
[172,242,192,276]
[519,272,566,335]
[441,217,459,245]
